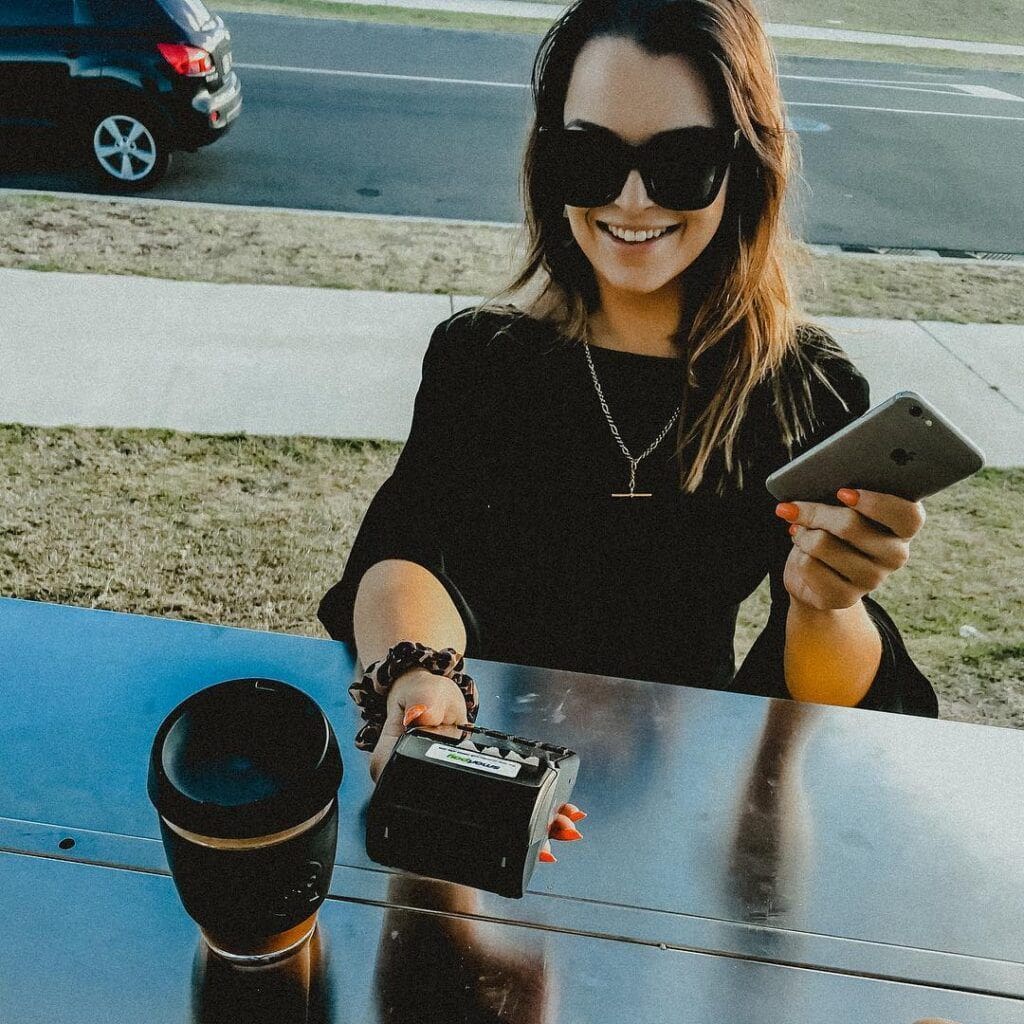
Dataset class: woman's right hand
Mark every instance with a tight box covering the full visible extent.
[368,669,587,863]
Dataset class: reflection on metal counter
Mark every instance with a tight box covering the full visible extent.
[366,724,580,898]
[374,874,551,1024]
[725,700,815,925]
[191,924,334,1024]
[3,851,1014,1024]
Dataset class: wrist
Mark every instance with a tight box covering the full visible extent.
[787,594,862,623]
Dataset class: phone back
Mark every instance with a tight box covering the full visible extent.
[765,391,985,504]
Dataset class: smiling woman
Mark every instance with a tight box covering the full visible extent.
[318,0,941,852]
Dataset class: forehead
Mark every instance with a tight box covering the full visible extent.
[563,35,717,141]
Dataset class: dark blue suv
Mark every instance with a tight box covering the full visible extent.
[0,0,241,191]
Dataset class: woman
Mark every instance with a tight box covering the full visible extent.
[319,0,938,861]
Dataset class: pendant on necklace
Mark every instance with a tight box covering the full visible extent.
[612,458,652,498]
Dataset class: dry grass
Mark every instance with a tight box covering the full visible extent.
[3,194,1023,323]
[2,425,1021,729]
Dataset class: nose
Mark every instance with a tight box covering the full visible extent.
[614,167,657,210]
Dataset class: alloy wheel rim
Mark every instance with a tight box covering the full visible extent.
[93,115,158,182]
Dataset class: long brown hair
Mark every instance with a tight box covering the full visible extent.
[454,0,849,494]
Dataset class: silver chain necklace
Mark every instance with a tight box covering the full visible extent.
[583,340,683,498]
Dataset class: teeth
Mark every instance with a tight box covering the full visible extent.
[605,223,670,243]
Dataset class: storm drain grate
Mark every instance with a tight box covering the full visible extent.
[834,244,1024,263]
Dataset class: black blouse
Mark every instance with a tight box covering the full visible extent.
[319,307,938,717]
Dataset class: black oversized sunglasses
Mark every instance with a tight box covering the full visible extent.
[536,123,742,212]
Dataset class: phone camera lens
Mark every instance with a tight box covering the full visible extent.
[909,405,923,417]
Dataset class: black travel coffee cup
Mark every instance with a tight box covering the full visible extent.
[148,678,343,963]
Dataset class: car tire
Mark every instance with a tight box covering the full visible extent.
[81,99,171,193]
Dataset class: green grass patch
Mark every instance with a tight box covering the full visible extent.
[2,426,1021,729]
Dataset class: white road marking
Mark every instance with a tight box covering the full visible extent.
[958,84,1024,102]
[787,100,1024,122]
[236,61,524,89]
[780,73,1024,103]
[237,62,1024,118]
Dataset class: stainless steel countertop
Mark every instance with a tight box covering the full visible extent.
[1,596,1022,1014]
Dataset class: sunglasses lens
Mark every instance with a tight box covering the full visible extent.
[538,129,624,208]
[646,128,734,210]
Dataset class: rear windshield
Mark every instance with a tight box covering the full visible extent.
[78,0,215,31]
[0,0,73,28]
[157,0,216,32]
[78,0,169,28]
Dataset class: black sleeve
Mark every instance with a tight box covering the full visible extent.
[316,316,483,659]
[730,332,939,717]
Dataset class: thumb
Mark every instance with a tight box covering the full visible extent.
[369,693,464,783]
[402,703,430,728]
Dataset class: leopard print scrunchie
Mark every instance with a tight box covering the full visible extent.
[348,640,479,752]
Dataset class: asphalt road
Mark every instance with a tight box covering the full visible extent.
[3,13,1023,252]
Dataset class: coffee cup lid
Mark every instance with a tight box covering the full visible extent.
[147,678,343,840]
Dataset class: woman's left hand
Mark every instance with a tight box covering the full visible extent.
[775,487,926,611]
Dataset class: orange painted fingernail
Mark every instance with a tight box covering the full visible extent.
[837,488,859,506]
[552,827,583,841]
[775,503,799,522]
[539,850,557,863]
[403,704,428,727]
[788,524,798,536]
[568,810,587,822]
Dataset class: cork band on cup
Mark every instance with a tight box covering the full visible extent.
[161,801,333,850]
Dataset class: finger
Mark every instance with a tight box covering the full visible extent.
[789,525,894,591]
[388,675,470,730]
[549,813,583,841]
[780,502,909,570]
[560,802,587,822]
[403,704,429,728]
[370,696,464,784]
[539,840,557,863]
[785,545,863,610]
[836,488,926,540]
[400,702,463,731]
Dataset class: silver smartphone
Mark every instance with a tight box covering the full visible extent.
[765,390,985,505]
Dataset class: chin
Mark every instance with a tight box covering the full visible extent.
[595,262,696,295]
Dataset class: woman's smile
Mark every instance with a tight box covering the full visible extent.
[595,219,682,249]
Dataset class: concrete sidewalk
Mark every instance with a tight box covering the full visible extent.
[2,267,1021,465]
[325,0,1024,58]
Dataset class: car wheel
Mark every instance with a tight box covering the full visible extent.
[84,105,170,192]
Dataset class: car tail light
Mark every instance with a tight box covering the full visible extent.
[157,42,214,77]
